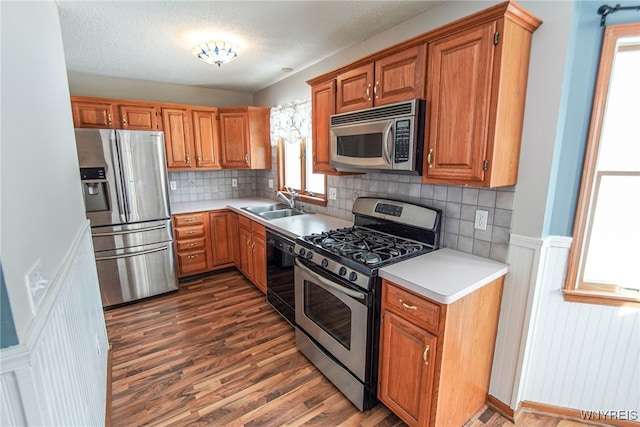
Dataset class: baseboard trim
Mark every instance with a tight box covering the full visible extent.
[520,400,640,427]
[487,395,515,422]
[105,344,113,427]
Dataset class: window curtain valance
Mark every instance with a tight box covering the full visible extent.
[270,99,311,147]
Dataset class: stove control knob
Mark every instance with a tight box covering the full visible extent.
[321,258,329,268]
[305,251,313,260]
[349,272,358,282]
[298,248,306,257]
[338,267,347,276]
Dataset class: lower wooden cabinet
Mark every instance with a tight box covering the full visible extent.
[378,278,504,426]
[208,210,236,268]
[237,215,267,294]
[173,212,210,277]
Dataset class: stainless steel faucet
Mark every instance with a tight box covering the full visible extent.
[276,187,297,209]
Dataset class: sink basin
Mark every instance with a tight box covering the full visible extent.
[258,209,307,220]
[242,203,290,214]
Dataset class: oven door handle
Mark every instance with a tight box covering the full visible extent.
[295,258,366,300]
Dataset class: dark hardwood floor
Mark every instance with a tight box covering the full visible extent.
[104,269,589,427]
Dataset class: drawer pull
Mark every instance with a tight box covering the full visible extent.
[186,230,195,234]
[400,299,417,310]
[185,217,195,222]
[188,243,196,247]
[187,254,198,259]
[423,344,430,365]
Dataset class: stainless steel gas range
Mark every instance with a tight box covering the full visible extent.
[294,197,442,410]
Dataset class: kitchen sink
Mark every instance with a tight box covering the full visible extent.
[242,203,290,214]
[258,209,308,220]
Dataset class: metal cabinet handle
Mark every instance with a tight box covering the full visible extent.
[185,230,195,234]
[187,254,198,260]
[184,217,195,222]
[187,243,196,247]
[197,155,202,165]
[374,81,379,98]
[400,299,417,310]
[244,153,249,164]
[427,149,434,168]
[107,113,112,126]
[365,83,371,101]
[186,153,191,165]
[122,115,127,126]
[423,344,430,365]
[312,153,317,165]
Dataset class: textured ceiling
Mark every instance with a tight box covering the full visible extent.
[57,1,441,94]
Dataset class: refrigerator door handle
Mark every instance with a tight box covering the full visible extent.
[92,224,166,237]
[111,132,129,223]
[95,245,168,262]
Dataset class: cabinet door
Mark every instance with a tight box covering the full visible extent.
[379,310,437,426]
[163,108,193,170]
[209,211,234,267]
[251,225,267,294]
[192,109,221,169]
[238,225,254,280]
[423,22,495,185]
[119,104,158,130]
[335,63,374,113]
[71,101,116,128]
[374,44,426,106]
[219,111,250,169]
[311,80,338,174]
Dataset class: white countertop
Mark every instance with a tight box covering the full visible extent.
[379,248,509,305]
[171,198,352,240]
[172,199,508,304]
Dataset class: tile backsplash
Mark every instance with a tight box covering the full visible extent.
[168,166,514,263]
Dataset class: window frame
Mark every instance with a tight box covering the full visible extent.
[276,137,327,207]
[563,22,640,308]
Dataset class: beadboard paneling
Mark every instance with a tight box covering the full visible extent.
[0,221,108,426]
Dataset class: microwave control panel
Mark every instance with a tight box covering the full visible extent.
[394,120,411,163]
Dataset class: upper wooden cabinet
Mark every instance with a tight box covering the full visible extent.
[336,44,426,114]
[308,1,541,186]
[310,80,337,174]
[162,107,192,169]
[119,104,159,130]
[71,96,271,171]
[71,100,116,128]
[219,107,271,170]
[71,98,159,130]
[423,3,541,187]
[192,109,221,169]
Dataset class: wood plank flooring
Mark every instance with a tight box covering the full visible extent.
[104,269,591,427]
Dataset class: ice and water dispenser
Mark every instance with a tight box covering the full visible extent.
[80,167,110,212]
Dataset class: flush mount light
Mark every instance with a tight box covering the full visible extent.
[192,41,238,67]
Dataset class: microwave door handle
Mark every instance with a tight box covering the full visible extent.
[295,258,366,300]
[383,123,393,165]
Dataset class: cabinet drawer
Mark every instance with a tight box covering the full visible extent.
[383,280,440,332]
[174,213,205,227]
[176,238,206,252]
[238,215,252,230]
[175,224,205,240]
[252,222,266,238]
[177,250,208,274]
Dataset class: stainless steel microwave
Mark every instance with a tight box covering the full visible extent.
[329,99,425,174]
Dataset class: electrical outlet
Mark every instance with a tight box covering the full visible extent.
[25,259,48,314]
[328,187,337,200]
[475,210,489,231]
[169,181,177,191]
[268,179,274,189]
[231,178,238,187]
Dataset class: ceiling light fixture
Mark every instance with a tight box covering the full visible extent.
[192,41,239,67]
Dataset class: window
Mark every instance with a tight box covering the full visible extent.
[271,100,327,206]
[564,23,640,307]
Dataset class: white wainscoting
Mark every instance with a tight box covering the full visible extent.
[490,234,640,414]
[0,220,108,426]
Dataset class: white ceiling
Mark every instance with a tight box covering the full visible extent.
[57,1,441,94]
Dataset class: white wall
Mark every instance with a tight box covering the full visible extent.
[68,70,253,106]
[1,0,87,341]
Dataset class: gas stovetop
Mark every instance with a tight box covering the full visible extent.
[300,227,429,267]
[295,198,442,291]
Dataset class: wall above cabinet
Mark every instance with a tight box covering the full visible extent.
[70,96,271,172]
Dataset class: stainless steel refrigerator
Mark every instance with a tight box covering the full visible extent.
[75,128,178,307]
